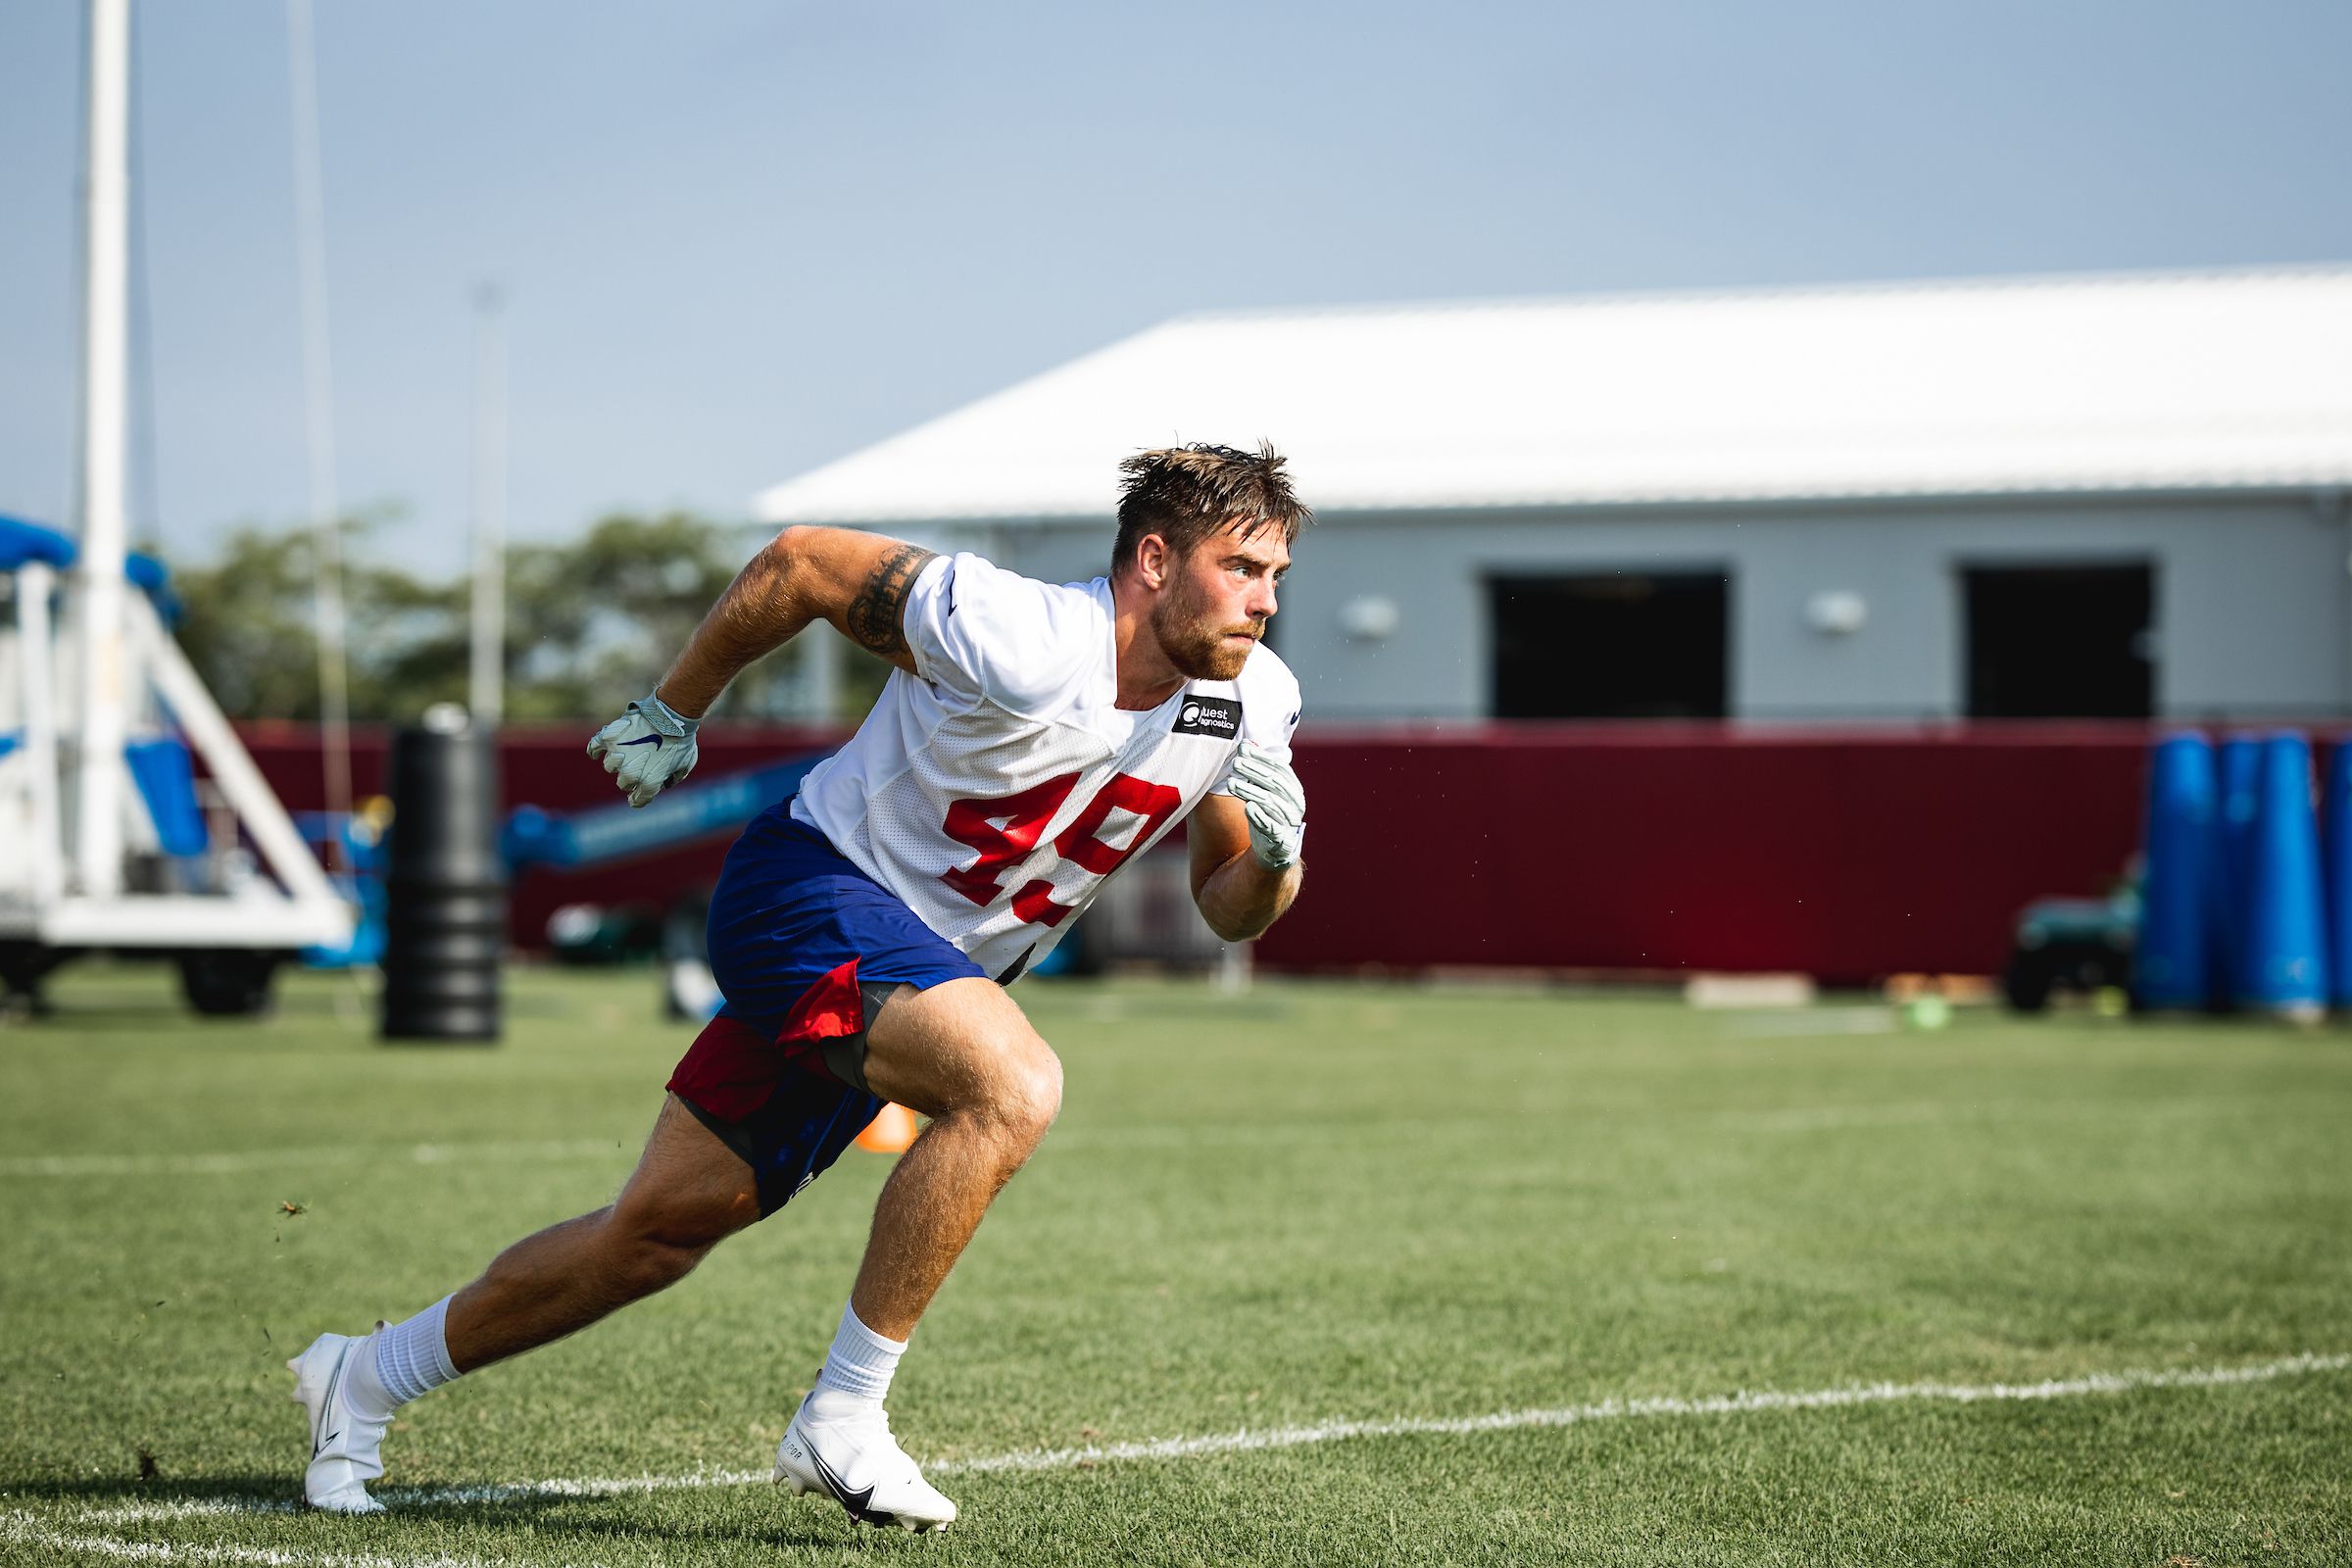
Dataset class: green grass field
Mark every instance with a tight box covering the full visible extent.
[2,964,2348,1567]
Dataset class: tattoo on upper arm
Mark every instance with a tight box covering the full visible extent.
[845,544,938,659]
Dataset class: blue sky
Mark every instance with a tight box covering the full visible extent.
[3,0,2347,575]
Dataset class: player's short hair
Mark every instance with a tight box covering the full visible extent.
[1111,442,1310,578]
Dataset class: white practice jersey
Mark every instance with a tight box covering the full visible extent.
[793,553,1301,982]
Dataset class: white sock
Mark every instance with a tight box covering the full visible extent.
[810,1300,905,1408]
[369,1296,461,1407]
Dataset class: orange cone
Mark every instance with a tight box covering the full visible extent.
[856,1102,920,1153]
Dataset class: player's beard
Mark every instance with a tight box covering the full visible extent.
[1151,577,1260,682]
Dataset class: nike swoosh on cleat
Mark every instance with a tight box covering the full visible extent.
[314,1343,351,1457]
[807,1444,877,1523]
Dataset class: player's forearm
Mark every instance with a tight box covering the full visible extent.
[1197,851,1302,943]
[654,532,822,717]
[657,527,936,717]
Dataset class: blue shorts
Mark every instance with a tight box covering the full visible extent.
[667,804,983,1215]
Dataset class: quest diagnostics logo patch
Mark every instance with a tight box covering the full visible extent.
[1173,696,1243,739]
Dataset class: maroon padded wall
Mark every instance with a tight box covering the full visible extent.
[1256,723,2152,982]
[233,721,2152,983]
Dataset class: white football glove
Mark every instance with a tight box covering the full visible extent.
[587,691,700,808]
[1227,742,1306,869]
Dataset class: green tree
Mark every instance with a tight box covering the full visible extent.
[169,521,334,720]
[503,511,793,721]
[171,516,466,721]
[168,510,838,723]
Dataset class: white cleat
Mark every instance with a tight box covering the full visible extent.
[287,1329,390,1514]
[773,1393,957,1534]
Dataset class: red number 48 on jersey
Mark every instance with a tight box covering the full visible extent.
[938,772,1182,928]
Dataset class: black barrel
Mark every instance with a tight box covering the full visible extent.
[380,716,505,1042]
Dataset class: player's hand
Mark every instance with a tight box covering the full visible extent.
[1228,742,1305,869]
[586,691,700,808]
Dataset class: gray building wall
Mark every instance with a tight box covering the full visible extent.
[933,494,2349,723]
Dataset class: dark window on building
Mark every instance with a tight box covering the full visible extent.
[1963,564,2153,718]
[1488,571,1729,718]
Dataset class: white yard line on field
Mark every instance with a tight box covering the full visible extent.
[939,1349,2352,1474]
[0,1511,485,1568]
[0,1141,628,1179]
[40,1348,2350,1543]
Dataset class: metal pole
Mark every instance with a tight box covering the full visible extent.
[469,285,507,725]
[18,562,66,906]
[74,0,130,899]
[286,0,352,851]
[804,623,841,722]
[128,591,351,924]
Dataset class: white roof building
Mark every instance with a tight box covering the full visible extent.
[757,268,2352,723]
[760,267,2352,524]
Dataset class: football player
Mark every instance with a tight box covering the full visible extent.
[289,443,1310,1531]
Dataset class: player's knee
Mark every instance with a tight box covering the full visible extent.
[605,1188,746,1288]
[600,1201,727,1293]
[988,1042,1061,1146]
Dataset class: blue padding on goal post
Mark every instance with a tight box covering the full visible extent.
[125,736,208,858]
[0,514,76,571]
[2323,742,2352,1011]
[2237,733,2327,1015]
[2214,735,2263,1005]
[2133,732,2217,1010]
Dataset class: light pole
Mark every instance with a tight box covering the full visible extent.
[74,0,130,898]
[470,285,508,726]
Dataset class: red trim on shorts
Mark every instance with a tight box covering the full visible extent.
[665,958,866,1123]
